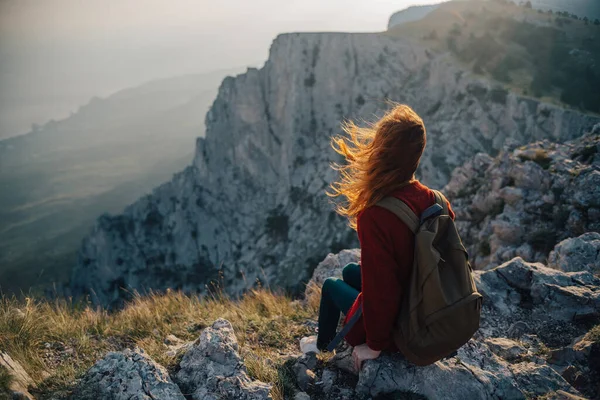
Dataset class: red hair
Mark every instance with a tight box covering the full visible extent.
[327,104,427,230]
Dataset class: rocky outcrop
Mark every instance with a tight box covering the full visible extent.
[0,352,36,400]
[72,319,271,400]
[305,251,600,399]
[175,319,271,400]
[71,30,600,307]
[71,348,185,400]
[549,232,600,275]
[474,257,599,345]
[444,131,600,270]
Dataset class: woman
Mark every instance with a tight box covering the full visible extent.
[300,104,455,371]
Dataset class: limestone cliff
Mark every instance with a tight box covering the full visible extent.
[70,32,600,307]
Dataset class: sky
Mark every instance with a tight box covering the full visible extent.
[0,0,440,139]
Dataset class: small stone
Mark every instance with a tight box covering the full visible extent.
[321,368,337,393]
[330,346,355,375]
[485,338,527,361]
[294,391,311,400]
[338,387,355,400]
[164,334,183,345]
[165,350,177,357]
[507,321,531,339]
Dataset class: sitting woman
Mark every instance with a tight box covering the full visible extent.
[300,104,454,371]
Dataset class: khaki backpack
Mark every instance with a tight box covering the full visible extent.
[375,190,482,366]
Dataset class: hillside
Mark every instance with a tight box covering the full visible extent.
[70,3,600,307]
[387,0,600,114]
[0,68,244,295]
[529,0,600,19]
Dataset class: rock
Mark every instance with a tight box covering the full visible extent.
[305,249,361,292]
[445,133,600,270]
[336,387,355,400]
[163,334,191,358]
[71,348,185,400]
[355,340,580,400]
[484,338,527,361]
[0,352,35,400]
[175,319,271,400]
[293,353,317,391]
[474,257,600,345]
[303,251,600,399]
[549,337,593,367]
[330,346,355,375]
[509,362,578,396]
[320,368,337,393]
[548,233,600,275]
[164,334,183,346]
[294,392,310,400]
[546,390,588,400]
[560,365,587,388]
[70,29,600,307]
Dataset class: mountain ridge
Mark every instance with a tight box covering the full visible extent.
[70,28,600,307]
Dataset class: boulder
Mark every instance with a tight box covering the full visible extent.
[474,257,600,345]
[175,319,271,400]
[355,339,579,399]
[548,233,600,275]
[305,249,360,293]
[71,348,184,400]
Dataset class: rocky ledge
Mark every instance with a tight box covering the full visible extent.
[58,244,599,400]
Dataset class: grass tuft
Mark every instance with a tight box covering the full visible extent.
[0,289,316,400]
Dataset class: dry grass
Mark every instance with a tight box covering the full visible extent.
[585,325,600,343]
[0,288,318,399]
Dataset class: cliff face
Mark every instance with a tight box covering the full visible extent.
[70,32,600,307]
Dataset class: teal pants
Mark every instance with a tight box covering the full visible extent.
[316,262,361,351]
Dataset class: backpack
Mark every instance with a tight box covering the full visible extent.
[326,190,482,366]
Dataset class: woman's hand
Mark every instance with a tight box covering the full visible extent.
[352,344,381,372]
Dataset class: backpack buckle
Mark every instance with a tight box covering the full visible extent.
[420,203,443,224]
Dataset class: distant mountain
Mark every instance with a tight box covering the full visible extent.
[387,1,600,31]
[388,4,440,30]
[0,67,245,295]
[528,0,600,19]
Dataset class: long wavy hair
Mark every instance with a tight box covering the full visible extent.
[327,104,427,230]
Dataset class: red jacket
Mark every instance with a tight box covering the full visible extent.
[344,180,455,351]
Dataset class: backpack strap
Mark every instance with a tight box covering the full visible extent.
[433,190,449,215]
[375,197,420,234]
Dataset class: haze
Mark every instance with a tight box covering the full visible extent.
[0,0,441,140]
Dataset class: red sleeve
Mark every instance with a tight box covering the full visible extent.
[357,207,409,351]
